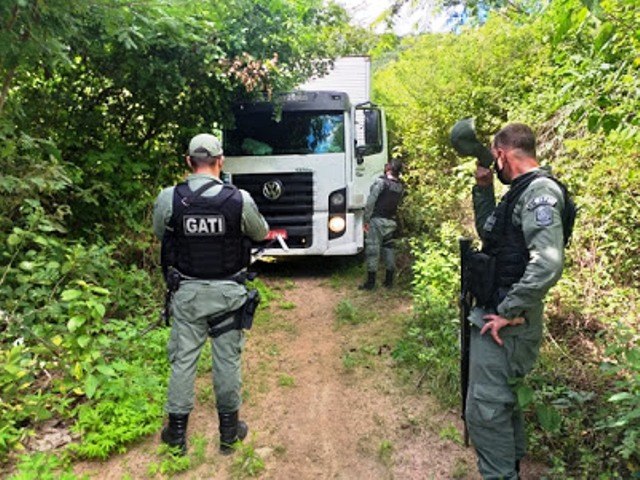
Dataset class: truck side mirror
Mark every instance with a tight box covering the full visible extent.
[355,105,383,157]
[364,109,382,148]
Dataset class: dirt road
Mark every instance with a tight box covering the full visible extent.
[75,258,480,479]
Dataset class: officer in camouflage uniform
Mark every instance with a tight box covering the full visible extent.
[153,134,268,455]
[359,160,404,290]
[467,123,571,479]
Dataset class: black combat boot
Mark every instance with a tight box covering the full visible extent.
[358,271,376,290]
[384,270,394,288]
[218,410,248,455]
[161,413,189,455]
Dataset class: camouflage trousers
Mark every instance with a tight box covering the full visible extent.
[364,217,397,272]
[166,280,247,415]
[465,306,543,479]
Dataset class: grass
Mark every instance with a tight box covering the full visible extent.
[439,423,463,446]
[148,444,192,476]
[378,439,394,466]
[335,299,372,325]
[277,374,295,387]
[190,433,210,468]
[231,436,265,479]
[278,300,296,310]
[197,384,214,405]
[451,457,471,479]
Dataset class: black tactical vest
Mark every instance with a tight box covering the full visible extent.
[481,170,574,304]
[372,176,403,219]
[161,181,251,279]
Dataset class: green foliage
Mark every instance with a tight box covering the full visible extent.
[376,0,639,475]
[7,452,84,480]
[148,444,191,476]
[232,437,266,478]
[278,300,296,310]
[277,374,296,387]
[597,324,640,470]
[189,433,209,468]
[197,384,215,406]
[0,0,356,469]
[335,297,377,325]
[377,439,394,465]
[2,0,357,240]
[393,234,460,406]
[70,356,167,459]
[335,299,360,324]
[439,423,463,446]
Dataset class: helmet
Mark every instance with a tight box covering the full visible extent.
[450,118,494,168]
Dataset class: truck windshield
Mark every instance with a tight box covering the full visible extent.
[224,111,345,156]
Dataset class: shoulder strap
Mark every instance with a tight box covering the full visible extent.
[544,175,577,246]
[169,180,219,227]
[503,171,539,228]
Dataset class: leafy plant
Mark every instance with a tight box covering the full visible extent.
[232,437,265,479]
[7,452,84,480]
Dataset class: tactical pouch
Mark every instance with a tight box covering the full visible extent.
[467,251,496,306]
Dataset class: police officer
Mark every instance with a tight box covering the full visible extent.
[467,123,572,479]
[153,133,268,455]
[359,160,404,290]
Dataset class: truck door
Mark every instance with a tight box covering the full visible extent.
[354,104,388,203]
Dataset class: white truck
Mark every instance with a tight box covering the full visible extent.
[223,56,388,255]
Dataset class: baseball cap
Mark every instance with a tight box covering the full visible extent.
[450,118,494,168]
[188,133,223,158]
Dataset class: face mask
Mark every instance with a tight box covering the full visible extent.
[495,155,511,185]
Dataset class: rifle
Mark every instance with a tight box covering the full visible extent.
[459,237,473,447]
[137,268,181,338]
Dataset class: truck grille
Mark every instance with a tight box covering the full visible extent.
[232,172,314,248]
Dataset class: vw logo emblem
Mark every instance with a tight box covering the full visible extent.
[262,180,283,201]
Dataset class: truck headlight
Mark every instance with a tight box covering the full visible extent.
[328,215,346,233]
[328,188,347,239]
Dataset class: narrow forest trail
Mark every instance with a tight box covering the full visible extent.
[74,258,481,479]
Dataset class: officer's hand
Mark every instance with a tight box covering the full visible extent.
[480,314,524,346]
[475,165,493,187]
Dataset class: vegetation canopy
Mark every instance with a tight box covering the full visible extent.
[0,0,638,477]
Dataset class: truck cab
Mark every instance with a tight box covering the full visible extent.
[222,57,388,255]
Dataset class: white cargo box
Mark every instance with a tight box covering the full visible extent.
[297,56,371,105]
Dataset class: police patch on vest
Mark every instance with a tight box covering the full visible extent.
[534,205,553,227]
[183,215,226,236]
[526,195,557,211]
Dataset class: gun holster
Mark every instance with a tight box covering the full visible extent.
[467,251,496,307]
[161,268,183,326]
[206,289,261,338]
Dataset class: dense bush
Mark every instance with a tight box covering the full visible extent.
[0,0,356,473]
[376,0,639,476]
